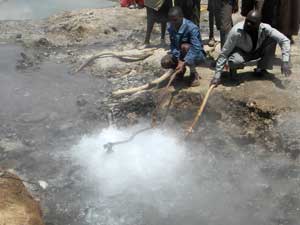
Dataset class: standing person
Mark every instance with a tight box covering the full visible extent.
[277,0,300,42]
[241,0,279,27]
[144,0,173,45]
[161,7,206,87]
[192,0,201,27]
[210,10,291,86]
[241,0,265,16]
[175,0,201,26]
[208,0,218,47]
[120,0,144,8]
[207,0,239,48]
[219,0,239,47]
[242,0,300,41]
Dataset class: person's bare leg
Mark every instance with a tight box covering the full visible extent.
[160,22,167,45]
[144,8,154,45]
[208,10,216,47]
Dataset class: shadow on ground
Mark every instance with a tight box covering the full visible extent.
[221,71,286,89]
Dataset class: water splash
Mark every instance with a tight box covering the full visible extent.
[71,124,300,225]
[72,124,187,196]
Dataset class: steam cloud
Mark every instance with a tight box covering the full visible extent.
[72,124,300,225]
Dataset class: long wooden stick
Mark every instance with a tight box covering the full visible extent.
[75,49,155,73]
[112,69,175,96]
[185,84,216,138]
[151,70,181,127]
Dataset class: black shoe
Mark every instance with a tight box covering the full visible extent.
[208,38,216,47]
[189,71,201,87]
[137,4,144,9]
[253,68,270,77]
[229,68,238,80]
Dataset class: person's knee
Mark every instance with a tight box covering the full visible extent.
[180,43,191,54]
[228,59,243,69]
[228,52,246,69]
[161,55,174,69]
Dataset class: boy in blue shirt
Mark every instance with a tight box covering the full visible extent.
[161,6,206,87]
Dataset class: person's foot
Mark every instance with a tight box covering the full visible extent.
[229,68,237,77]
[128,4,136,9]
[253,68,270,77]
[189,71,201,87]
[144,39,150,46]
[137,4,144,9]
[160,39,167,47]
[229,68,239,83]
[208,38,216,47]
[229,68,240,84]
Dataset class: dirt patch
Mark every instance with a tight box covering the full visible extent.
[0,170,44,225]
[44,8,146,46]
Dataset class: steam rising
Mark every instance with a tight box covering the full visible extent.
[71,124,300,225]
[73,125,186,196]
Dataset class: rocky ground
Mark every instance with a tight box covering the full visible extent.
[0,5,300,225]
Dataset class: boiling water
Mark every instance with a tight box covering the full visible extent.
[72,125,186,196]
[71,125,300,225]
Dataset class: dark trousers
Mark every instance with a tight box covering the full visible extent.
[219,0,233,47]
[228,38,277,70]
[241,0,265,17]
[208,0,232,46]
[208,0,221,38]
[175,0,201,26]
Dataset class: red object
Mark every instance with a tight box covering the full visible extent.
[120,0,144,7]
